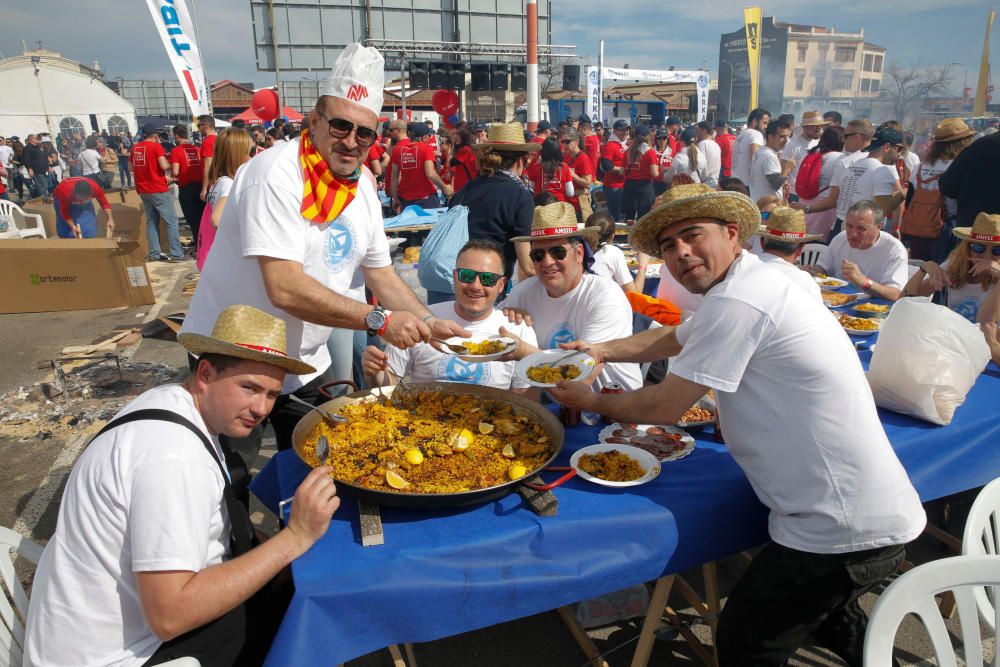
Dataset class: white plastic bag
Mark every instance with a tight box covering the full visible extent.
[867,297,990,425]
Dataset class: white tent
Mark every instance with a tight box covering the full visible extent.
[0,49,137,139]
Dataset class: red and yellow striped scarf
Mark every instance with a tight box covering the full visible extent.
[299,129,360,223]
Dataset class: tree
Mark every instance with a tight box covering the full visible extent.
[882,61,954,126]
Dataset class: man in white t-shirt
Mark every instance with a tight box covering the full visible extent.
[783,110,826,201]
[755,206,822,300]
[363,239,537,391]
[24,306,339,666]
[731,107,770,186]
[748,118,794,203]
[503,201,643,391]
[181,44,468,452]
[695,121,722,188]
[550,183,924,666]
[815,200,909,301]
[832,127,904,226]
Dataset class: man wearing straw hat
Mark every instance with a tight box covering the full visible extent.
[782,110,827,202]
[755,206,823,300]
[182,43,468,452]
[26,305,339,666]
[549,184,924,666]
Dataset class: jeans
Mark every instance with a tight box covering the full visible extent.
[622,180,654,222]
[118,157,132,187]
[325,327,357,389]
[31,171,50,199]
[400,194,441,210]
[604,186,624,222]
[177,182,207,251]
[140,191,183,259]
[716,541,906,667]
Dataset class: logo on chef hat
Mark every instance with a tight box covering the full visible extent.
[322,219,357,272]
[320,43,385,117]
[439,356,488,385]
[547,323,576,348]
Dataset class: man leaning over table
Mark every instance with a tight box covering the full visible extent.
[754,206,823,300]
[363,238,537,392]
[181,43,469,459]
[549,184,925,667]
[24,306,339,666]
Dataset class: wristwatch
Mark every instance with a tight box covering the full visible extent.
[365,306,391,337]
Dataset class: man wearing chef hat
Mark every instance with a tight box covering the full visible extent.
[182,43,469,456]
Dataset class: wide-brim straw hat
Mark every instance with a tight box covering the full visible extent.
[933,118,975,143]
[511,201,598,243]
[953,212,1000,244]
[178,305,316,375]
[800,110,827,126]
[473,121,540,153]
[756,206,822,243]
[629,184,761,256]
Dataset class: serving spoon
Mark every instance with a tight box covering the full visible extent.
[288,395,347,423]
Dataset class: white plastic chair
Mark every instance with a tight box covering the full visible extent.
[963,478,1000,632]
[0,201,45,240]
[798,242,827,267]
[863,555,1000,667]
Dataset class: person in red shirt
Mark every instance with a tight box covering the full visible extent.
[448,125,478,195]
[715,119,736,178]
[366,141,388,179]
[525,137,574,204]
[622,125,656,223]
[577,115,601,171]
[651,129,674,196]
[390,122,452,211]
[52,177,114,238]
[664,116,683,159]
[131,124,182,261]
[170,124,206,251]
[599,119,629,221]
[197,114,217,202]
[531,120,553,146]
[561,128,595,221]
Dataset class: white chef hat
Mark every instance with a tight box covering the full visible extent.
[320,43,385,118]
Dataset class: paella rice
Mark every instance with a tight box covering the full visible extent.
[303,391,555,494]
[577,449,646,482]
[854,302,890,313]
[838,314,881,331]
[526,364,582,384]
[461,339,510,355]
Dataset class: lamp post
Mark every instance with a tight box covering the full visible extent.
[722,60,734,121]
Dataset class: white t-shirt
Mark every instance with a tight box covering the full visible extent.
[748,146,782,203]
[672,253,925,553]
[386,301,536,389]
[834,156,897,220]
[24,385,230,667]
[592,244,633,286]
[207,174,234,207]
[697,139,722,185]
[903,151,920,181]
[79,147,102,175]
[182,139,392,392]
[910,159,957,218]
[757,250,822,300]
[656,263,704,318]
[819,230,909,289]
[940,260,999,323]
[816,151,844,192]
[830,151,866,220]
[505,273,643,391]
[669,146,709,184]
[782,133,817,197]
[732,128,764,185]
[0,144,14,169]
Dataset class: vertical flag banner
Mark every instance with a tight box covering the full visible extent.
[974,9,995,116]
[586,66,601,123]
[744,6,763,111]
[146,0,212,116]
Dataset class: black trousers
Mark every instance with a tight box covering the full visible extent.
[716,541,906,667]
[400,194,440,210]
[178,182,207,250]
[269,365,340,451]
[621,179,654,222]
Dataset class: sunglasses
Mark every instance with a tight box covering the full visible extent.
[561,139,573,144]
[455,268,502,287]
[529,245,571,262]
[317,111,378,146]
[970,243,1000,257]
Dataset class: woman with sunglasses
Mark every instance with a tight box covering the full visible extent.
[902,212,1000,324]
[525,137,574,204]
[196,128,255,271]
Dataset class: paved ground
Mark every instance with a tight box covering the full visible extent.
[1,249,992,667]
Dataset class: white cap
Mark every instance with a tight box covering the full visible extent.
[320,43,384,118]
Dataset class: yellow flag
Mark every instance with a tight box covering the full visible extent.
[974,9,995,116]
[744,7,763,111]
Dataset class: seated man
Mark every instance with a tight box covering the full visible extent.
[363,239,537,391]
[755,206,822,300]
[25,305,338,666]
[503,201,643,391]
[814,199,908,300]
[52,176,115,238]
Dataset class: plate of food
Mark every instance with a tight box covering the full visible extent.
[515,349,597,387]
[442,335,518,362]
[822,291,861,308]
[838,314,882,336]
[570,444,661,488]
[677,394,717,428]
[816,276,849,288]
[851,302,890,318]
[598,424,695,461]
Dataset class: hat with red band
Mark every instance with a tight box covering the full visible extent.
[511,201,599,244]
[178,305,316,375]
[756,206,823,243]
[953,212,1000,244]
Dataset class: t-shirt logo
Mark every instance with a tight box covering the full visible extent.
[322,219,357,273]
[954,299,979,323]
[132,148,147,167]
[401,147,418,171]
[438,356,488,384]
[547,322,576,348]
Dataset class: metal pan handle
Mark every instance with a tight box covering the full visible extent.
[319,380,359,401]
[523,466,577,492]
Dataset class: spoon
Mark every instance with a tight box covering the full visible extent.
[288,395,347,423]
[278,435,331,519]
[430,337,471,354]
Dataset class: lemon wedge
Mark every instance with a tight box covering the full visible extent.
[508,464,527,480]
[449,429,474,452]
[501,444,516,459]
[404,448,424,465]
[478,422,495,435]
[385,470,410,489]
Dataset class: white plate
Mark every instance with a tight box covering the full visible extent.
[598,424,695,462]
[570,444,661,487]
[815,277,849,288]
[515,349,597,387]
[442,335,518,362]
[822,292,865,308]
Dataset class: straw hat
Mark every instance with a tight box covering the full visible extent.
[178,305,316,375]
[953,212,1000,244]
[756,206,822,243]
[511,201,598,243]
[933,118,975,143]
[474,122,541,153]
[629,184,761,256]
[800,110,826,126]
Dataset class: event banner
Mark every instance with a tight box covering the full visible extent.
[585,66,601,122]
[743,6,763,111]
[145,0,212,117]
[586,67,709,122]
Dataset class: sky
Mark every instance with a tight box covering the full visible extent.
[2,0,997,98]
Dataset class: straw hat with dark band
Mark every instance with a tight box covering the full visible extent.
[178,305,316,375]
[756,206,822,243]
[933,118,976,143]
[473,121,540,153]
[953,212,1000,244]
[511,201,599,243]
[629,184,761,256]
[799,110,827,126]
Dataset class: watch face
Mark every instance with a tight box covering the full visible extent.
[366,309,385,330]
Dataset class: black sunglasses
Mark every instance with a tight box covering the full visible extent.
[455,268,502,287]
[529,245,571,262]
[560,139,573,144]
[317,111,378,146]
[970,243,1000,257]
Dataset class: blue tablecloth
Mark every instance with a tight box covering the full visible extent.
[383,205,448,230]
[251,356,1000,666]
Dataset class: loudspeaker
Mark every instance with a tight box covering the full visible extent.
[563,65,580,91]
[408,61,429,89]
[429,62,449,90]
[491,63,509,91]
[471,64,491,91]
[447,63,466,90]
[511,64,527,92]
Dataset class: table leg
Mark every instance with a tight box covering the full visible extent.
[664,606,718,667]
[629,575,675,667]
[387,644,407,667]
[702,562,721,661]
[404,643,418,666]
[557,605,610,667]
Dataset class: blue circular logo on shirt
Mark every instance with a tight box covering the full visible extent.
[547,322,576,348]
[954,299,979,323]
[322,219,357,273]
[439,357,488,384]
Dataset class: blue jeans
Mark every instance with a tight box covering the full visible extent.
[325,327,357,388]
[118,157,131,187]
[140,191,182,259]
[604,186,624,222]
